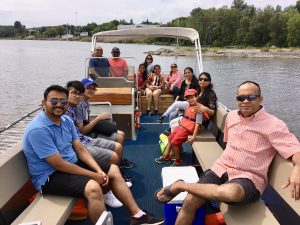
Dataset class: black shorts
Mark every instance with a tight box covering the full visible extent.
[197,169,260,204]
[41,161,110,197]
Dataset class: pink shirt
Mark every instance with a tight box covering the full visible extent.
[108,58,128,77]
[211,107,300,194]
[166,70,182,89]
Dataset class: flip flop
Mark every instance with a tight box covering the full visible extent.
[154,179,183,203]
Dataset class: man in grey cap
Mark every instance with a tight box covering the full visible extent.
[108,47,129,77]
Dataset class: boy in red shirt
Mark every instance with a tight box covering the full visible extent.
[155,89,208,166]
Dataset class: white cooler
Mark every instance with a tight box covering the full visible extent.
[161,166,205,225]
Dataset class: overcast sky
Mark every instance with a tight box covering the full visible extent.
[0,0,297,28]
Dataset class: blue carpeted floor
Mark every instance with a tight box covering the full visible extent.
[65,114,196,225]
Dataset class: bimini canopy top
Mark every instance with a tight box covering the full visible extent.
[92,27,199,43]
[91,27,203,72]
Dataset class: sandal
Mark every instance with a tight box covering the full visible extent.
[154,179,183,203]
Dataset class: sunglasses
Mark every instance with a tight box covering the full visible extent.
[171,66,177,68]
[236,95,260,102]
[49,98,68,106]
[199,78,209,82]
[146,57,152,60]
[96,49,103,52]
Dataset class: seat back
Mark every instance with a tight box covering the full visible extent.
[95,77,134,88]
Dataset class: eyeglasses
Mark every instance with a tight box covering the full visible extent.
[171,66,177,68]
[69,91,84,97]
[236,95,260,102]
[49,98,68,106]
[86,86,97,91]
[199,78,209,82]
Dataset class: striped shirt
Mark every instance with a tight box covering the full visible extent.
[211,107,300,194]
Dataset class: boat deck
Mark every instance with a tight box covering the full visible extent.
[65,114,200,225]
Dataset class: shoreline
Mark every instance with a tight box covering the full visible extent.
[147,47,300,59]
[1,38,299,59]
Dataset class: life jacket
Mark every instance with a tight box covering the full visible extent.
[179,103,209,132]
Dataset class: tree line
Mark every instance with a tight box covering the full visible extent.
[1,0,299,47]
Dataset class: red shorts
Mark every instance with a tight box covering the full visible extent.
[168,126,192,146]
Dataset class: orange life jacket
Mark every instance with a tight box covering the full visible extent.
[179,103,209,132]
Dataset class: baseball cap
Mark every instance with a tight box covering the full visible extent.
[184,89,198,97]
[111,47,120,52]
[80,78,97,87]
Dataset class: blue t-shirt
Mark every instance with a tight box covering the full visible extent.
[89,57,110,77]
[23,111,79,191]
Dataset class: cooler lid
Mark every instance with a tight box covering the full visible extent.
[161,166,199,204]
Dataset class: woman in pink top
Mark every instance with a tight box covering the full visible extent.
[165,63,182,98]
[134,63,147,92]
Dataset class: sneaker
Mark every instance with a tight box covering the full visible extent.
[121,170,134,182]
[126,181,133,188]
[120,158,136,168]
[130,214,164,225]
[104,191,123,208]
[171,160,183,167]
[157,116,165,123]
[155,156,172,164]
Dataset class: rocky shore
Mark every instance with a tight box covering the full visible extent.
[147,47,300,59]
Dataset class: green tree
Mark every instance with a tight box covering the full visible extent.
[287,12,300,46]
[231,0,247,11]
[296,0,300,13]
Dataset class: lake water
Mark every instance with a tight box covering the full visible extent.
[0,40,299,139]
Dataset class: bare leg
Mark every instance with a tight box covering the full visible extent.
[145,88,153,110]
[108,165,140,215]
[175,193,205,225]
[153,89,162,110]
[115,130,125,145]
[172,144,181,161]
[156,180,245,207]
[84,180,106,224]
[111,142,123,166]
[164,142,172,157]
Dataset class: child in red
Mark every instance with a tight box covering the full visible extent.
[155,89,208,166]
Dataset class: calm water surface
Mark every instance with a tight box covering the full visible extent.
[0,40,299,139]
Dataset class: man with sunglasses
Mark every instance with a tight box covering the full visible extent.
[155,81,300,225]
[23,85,164,225]
[89,46,111,79]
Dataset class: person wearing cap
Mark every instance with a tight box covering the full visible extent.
[108,47,129,78]
[88,46,112,79]
[75,78,136,177]
[155,89,208,166]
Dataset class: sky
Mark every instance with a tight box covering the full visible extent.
[0,0,297,28]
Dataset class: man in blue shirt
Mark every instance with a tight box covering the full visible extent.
[89,46,111,79]
[23,85,163,225]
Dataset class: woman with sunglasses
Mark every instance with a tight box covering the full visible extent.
[158,67,199,123]
[159,71,217,128]
[143,54,153,78]
[145,64,165,115]
[165,63,182,98]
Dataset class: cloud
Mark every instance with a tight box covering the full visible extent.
[0,0,296,28]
